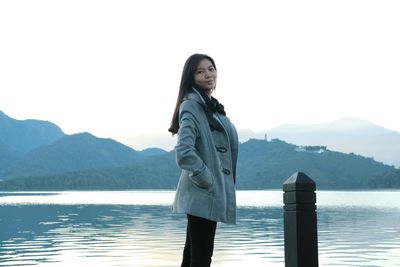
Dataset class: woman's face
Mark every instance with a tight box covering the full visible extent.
[193,58,217,94]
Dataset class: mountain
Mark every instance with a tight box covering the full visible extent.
[140,147,168,157]
[1,138,398,190]
[0,132,142,179]
[0,111,65,154]
[0,151,178,190]
[0,112,147,180]
[1,112,399,190]
[239,117,400,167]
[0,145,18,174]
[236,139,397,189]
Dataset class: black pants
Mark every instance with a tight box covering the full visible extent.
[181,214,217,267]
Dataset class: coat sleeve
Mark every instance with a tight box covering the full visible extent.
[230,122,239,182]
[175,108,214,189]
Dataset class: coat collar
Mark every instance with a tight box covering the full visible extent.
[185,87,226,116]
[184,87,207,108]
[184,87,226,133]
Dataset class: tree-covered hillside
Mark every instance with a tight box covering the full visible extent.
[2,111,399,190]
[1,139,399,190]
[236,139,396,189]
[1,132,142,179]
[0,111,65,154]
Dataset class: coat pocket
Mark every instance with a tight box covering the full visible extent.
[189,165,214,190]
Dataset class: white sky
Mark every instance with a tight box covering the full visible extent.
[1,0,399,150]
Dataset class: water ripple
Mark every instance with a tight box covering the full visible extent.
[1,191,400,266]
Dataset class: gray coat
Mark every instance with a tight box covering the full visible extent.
[172,89,239,223]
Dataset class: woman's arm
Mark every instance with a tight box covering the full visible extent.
[175,110,213,189]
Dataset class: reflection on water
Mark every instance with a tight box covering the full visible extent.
[0,191,400,266]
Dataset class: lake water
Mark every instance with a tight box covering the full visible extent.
[1,190,400,267]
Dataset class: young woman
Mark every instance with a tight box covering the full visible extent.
[169,54,239,267]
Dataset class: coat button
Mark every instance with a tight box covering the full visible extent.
[215,146,227,153]
[223,168,231,175]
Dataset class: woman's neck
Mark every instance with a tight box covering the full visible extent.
[204,89,212,99]
[192,86,212,99]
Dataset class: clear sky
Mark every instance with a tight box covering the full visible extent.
[1,0,399,151]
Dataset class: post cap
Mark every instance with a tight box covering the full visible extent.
[283,172,316,192]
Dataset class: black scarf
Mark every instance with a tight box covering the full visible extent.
[192,87,226,132]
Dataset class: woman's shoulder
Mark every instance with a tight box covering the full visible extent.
[180,92,205,112]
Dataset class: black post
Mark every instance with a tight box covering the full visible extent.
[283,172,318,267]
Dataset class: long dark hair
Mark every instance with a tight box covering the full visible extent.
[168,54,217,135]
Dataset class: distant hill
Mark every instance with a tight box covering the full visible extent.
[1,112,399,190]
[0,112,149,180]
[236,139,398,189]
[0,151,179,190]
[139,147,168,157]
[1,132,142,179]
[0,145,18,174]
[239,117,400,167]
[1,138,399,190]
[0,111,65,154]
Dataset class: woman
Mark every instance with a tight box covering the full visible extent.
[169,54,239,267]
